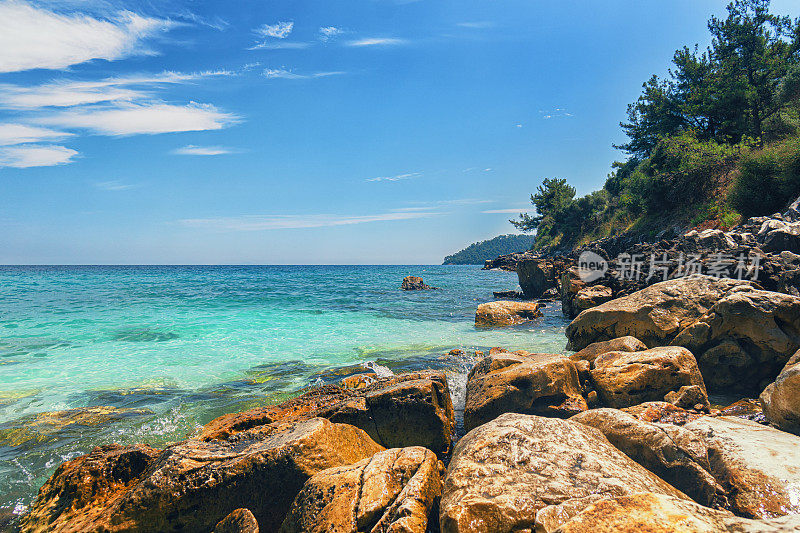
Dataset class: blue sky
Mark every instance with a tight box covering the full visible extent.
[1,0,799,264]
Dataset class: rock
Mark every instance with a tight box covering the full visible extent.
[200,371,455,456]
[574,285,613,311]
[401,276,436,290]
[474,300,542,327]
[517,258,549,298]
[665,385,711,412]
[682,415,800,519]
[565,276,753,351]
[439,413,689,533]
[684,228,738,250]
[340,372,377,389]
[571,409,725,507]
[463,351,586,431]
[622,402,702,425]
[760,349,800,435]
[22,418,383,533]
[762,224,800,254]
[570,336,647,366]
[554,492,800,533]
[671,285,800,394]
[718,398,764,421]
[590,346,708,409]
[280,447,442,533]
[492,289,526,299]
[214,509,259,533]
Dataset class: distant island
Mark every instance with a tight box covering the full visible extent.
[442,234,535,265]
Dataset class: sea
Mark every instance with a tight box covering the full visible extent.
[0,265,570,516]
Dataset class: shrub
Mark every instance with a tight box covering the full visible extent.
[729,136,800,218]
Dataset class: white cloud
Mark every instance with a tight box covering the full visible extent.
[457,21,495,29]
[0,144,77,168]
[255,21,293,39]
[346,37,406,47]
[94,180,136,190]
[482,208,529,214]
[249,41,311,50]
[366,171,421,182]
[180,210,439,231]
[38,102,240,136]
[540,108,573,120]
[0,70,233,109]
[319,26,343,41]
[0,123,71,145]
[263,68,344,80]
[172,145,233,156]
[0,0,174,73]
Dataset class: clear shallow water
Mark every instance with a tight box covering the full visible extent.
[0,265,570,515]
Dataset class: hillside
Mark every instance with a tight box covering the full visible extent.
[442,234,535,265]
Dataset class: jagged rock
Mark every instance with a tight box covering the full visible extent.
[574,284,613,312]
[665,385,711,412]
[401,276,436,290]
[622,401,702,425]
[760,349,800,435]
[214,509,259,533]
[463,351,586,431]
[554,492,800,533]
[280,447,442,533]
[761,223,800,254]
[570,336,647,366]
[492,289,526,299]
[671,285,800,394]
[684,228,737,250]
[682,415,800,519]
[565,277,754,351]
[718,398,764,421]
[571,409,724,507]
[340,372,377,389]
[22,418,383,533]
[439,413,689,533]
[200,371,455,456]
[474,300,542,327]
[590,346,708,409]
[517,258,550,298]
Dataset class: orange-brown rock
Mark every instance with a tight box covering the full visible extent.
[200,371,455,456]
[760,349,800,435]
[280,447,443,533]
[214,509,259,533]
[464,351,586,431]
[590,346,708,408]
[21,418,383,533]
[474,300,542,327]
[622,401,702,425]
[554,492,800,533]
[570,336,647,366]
[439,413,689,533]
[340,372,377,389]
[574,284,613,312]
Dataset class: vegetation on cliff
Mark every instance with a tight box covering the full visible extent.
[442,234,536,264]
[513,0,800,251]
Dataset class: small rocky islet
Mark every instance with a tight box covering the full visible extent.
[14,204,800,532]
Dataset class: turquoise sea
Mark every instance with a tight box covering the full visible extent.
[0,265,569,516]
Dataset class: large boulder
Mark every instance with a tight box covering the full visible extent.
[22,418,383,533]
[761,223,800,254]
[671,286,800,393]
[589,346,708,409]
[439,413,689,533]
[517,259,549,298]
[463,351,586,431]
[554,492,800,533]
[200,371,455,456]
[760,349,800,435]
[280,447,442,533]
[570,336,647,366]
[571,409,724,507]
[474,300,542,328]
[565,276,753,351]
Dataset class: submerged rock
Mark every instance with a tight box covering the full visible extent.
[401,276,436,290]
[760,349,800,435]
[280,447,443,533]
[200,371,455,456]
[22,418,383,533]
[464,351,586,431]
[439,413,688,533]
[590,346,708,409]
[474,300,542,327]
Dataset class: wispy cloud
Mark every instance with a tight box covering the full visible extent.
[346,37,406,47]
[482,208,529,214]
[255,21,293,39]
[94,180,136,191]
[0,144,77,168]
[0,0,175,73]
[37,102,240,136]
[249,41,311,50]
[540,108,573,120]
[263,68,344,80]
[0,123,72,145]
[180,210,439,231]
[457,21,495,29]
[319,26,343,42]
[366,171,421,182]
[0,70,234,109]
[172,145,234,156]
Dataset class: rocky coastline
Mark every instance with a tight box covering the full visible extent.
[12,198,800,532]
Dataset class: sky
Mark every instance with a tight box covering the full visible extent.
[2,0,800,264]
